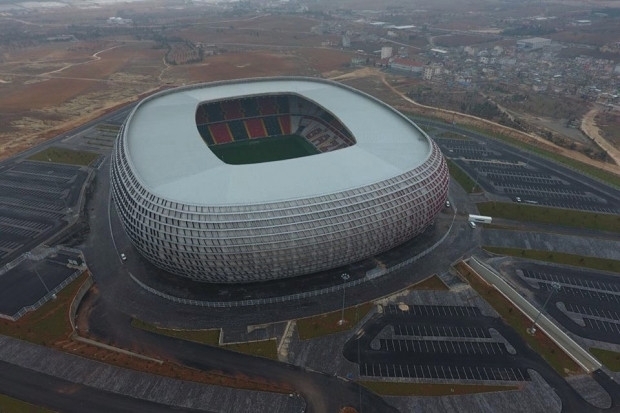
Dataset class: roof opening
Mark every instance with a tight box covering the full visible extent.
[195,93,356,165]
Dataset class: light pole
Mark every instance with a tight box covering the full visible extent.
[34,267,56,300]
[528,281,560,335]
[338,272,350,326]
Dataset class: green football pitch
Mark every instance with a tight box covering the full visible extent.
[209,135,319,165]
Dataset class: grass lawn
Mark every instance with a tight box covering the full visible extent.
[28,147,99,167]
[130,319,221,346]
[0,272,88,346]
[477,202,620,233]
[589,348,620,371]
[224,339,278,359]
[0,394,55,413]
[455,262,582,377]
[297,303,374,340]
[360,381,518,396]
[483,246,620,273]
[210,134,318,165]
[446,159,481,193]
[131,319,278,359]
[409,274,449,291]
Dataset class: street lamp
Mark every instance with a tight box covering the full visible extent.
[337,272,350,326]
[34,267,56,300]
[528,281,561,335]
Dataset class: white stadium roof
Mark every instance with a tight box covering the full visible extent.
[124,77,431,206]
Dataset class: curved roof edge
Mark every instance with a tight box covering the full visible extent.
[121,76,435,206]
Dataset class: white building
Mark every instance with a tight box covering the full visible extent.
[517,37,551,51]
[381,46,393,59]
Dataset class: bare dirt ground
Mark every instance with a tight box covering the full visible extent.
[333,68,620,177]
[582,107,620,166]
[0,12,354,161]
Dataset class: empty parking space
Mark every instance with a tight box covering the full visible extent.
[435,131,620,214]
[359,363,529,381]
[563,303,620,322]
[521,269,620,294]
[516,263,620,344]
[584,318,620,334]
[0,161,89,266]
[384,304,481,317]
[380,339,507,356]
[394,324,491,338]
[345,300,532,384]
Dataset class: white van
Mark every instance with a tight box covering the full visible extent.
[469,221,477,229]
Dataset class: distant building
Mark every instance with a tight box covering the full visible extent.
[107,16,132,25]
[342,35,350,48]
[424,64,442,80]
[430,48,448,55]
[517,37,551,51]
[381,46,393,59]
[390,58,423,74]
[351,56,366,66]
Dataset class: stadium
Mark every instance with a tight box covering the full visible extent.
[110,77,449,284]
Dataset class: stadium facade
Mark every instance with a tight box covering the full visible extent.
[111,77,449,283]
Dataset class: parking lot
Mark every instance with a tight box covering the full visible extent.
[516,263,620,344]
[434,135,620,214]
[0,248,84,319]
[344,304,531,383]
[0,160,88,265]
[359,362,528,381]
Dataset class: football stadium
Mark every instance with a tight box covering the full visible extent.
[110,77,449,283]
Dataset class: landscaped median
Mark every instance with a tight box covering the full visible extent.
[296,275,449,340]
[359,381,519,397]
[131,319,278,360]
[296,303,374,340]
[0,393,54,413]
[589,348,620,372]
[446,159,481,193]
[477,202,620,233]
[454,261,584,377]
[28,147,99,167]
[482,246,620,273]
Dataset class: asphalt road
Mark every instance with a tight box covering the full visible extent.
[0,360,212,413]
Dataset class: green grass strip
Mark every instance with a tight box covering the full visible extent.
[455,262,582,376]
[477,202,620,233]
[464,124,620,188]
[0,394,56,413]
[131,319,278,359]
[482,246,620,273]
[590,348,620,372]
[28,147,99,167]
[359,381,518,396]
[409,274,449,291]
[131,319,220,346]
[223,339,278,360]
[297,303,373,340]
[446,159,481,193]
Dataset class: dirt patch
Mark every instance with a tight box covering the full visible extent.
[168,50,308,83]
